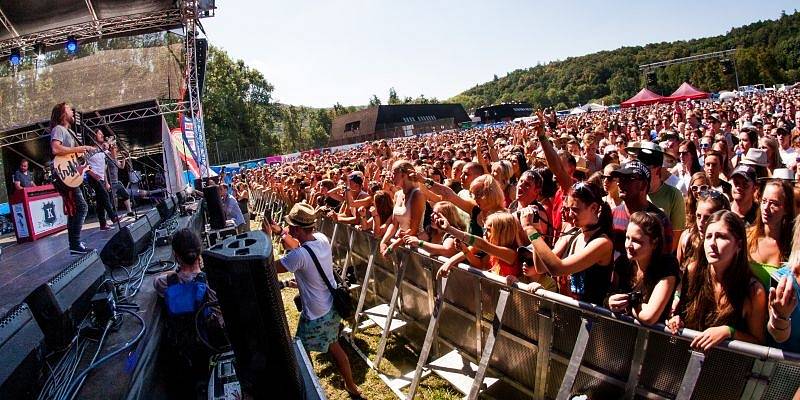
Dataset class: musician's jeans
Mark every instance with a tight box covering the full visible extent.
[68,187,88,248]
[88,177,116,227]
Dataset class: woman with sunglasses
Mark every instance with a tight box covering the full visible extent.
[677,188,730,271]
[519,181,614,304]
[608,212,680,325]
[668,210,767,350]
[748,179,795,288]
[672,141,702,195]
[601,164,622,209]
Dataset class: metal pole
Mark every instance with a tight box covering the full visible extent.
[733,56,740,89]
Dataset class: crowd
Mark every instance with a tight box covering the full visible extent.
[231,88,800,359]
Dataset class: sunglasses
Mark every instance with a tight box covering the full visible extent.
[602,175,617,181]
[698,189,725,200]
[699,143,711,149]
[690,184,709,193]
[679,151,691,156]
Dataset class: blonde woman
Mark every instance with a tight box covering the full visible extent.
[491,160,515,206]
[403,201,465,258]
[379,160,426,256]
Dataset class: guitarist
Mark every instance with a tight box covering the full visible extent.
[86,129,119,231]
[49,102,94,255]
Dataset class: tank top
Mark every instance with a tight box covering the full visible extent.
[393,188,423,233]
[489,255,522,277]
[559,228,612,305]
[750,260,780,290]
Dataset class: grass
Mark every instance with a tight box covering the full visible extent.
[277,272,461,400]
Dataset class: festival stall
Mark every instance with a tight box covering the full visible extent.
[620,87,665,108]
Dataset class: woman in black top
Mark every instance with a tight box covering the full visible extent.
[608,212,680,325]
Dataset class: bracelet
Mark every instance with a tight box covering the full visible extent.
[528,231,542,242]
[467,234,476,246]
[418,240,425,247]
[727,325,736,338]
[772,311,792,322]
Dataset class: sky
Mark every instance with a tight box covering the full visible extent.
[202,1,797,108]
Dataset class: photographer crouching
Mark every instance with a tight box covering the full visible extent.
[262,203,361,398]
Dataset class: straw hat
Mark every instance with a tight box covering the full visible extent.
[285,203,317,227]
[740,148,769,167]
[766,168,796,182]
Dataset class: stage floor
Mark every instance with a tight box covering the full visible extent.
[0,208,150,316]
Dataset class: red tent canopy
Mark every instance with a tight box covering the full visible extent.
[620,88,665,108]
[666,82,709,101]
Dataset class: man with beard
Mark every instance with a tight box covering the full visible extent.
[49,102,95,254]
[610,160,674,253]
[730,164,758,225]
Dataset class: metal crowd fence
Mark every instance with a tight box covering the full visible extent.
[248,189,287,225]
[265,194,800,399]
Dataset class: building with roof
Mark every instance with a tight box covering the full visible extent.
[329,104,470,146]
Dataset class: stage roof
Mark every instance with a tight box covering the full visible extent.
[0,0,209,58]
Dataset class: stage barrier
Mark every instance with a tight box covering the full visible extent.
[263,195,800,400]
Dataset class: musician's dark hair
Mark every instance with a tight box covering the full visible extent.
[171,228,202,266]
[49,102,69,129]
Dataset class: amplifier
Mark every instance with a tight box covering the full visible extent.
[0,303,45,399]
[100,217,153,267]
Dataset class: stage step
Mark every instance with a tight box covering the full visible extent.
[363,303,406,333]
[343,318,376,335]
[387,367,431,394]
[428,350,498,397]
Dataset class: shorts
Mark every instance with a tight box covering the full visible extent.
[111,182,130,201]
[296,307,341,353]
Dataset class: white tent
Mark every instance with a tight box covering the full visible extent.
[569,107,587,115]
[584,103,608,112]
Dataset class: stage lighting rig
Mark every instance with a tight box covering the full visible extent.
[8,48,21,66]
[34,43,46,61]
[66,36,78,54]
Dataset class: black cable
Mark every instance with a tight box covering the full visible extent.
[66,318,113,400]
[60,308,146,400]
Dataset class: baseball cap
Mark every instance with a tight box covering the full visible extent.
[730,165,756,183]
[611,160,651,181]
[348,172,364,186]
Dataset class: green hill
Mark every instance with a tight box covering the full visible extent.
[450,11,800,111]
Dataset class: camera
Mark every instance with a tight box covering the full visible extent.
[628,290,643,308]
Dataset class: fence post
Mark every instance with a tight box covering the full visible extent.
[535,308,554,399]
[466,288,511,400]
[373,253,407,371]
[624,329,649,399]
[340,228,355,281]
[351,240,378,341]
[675,350,705,400]
[557,317,593,400]
[405,275,449,400]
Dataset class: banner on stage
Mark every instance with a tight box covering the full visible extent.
[12,203,29,238]
[29,197,67,235]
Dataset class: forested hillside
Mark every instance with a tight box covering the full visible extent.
[450,11,800,111]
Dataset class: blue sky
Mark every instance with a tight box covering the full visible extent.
[202,1,797,107]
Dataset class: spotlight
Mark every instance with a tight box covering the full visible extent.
[9,48,21,66]
[65,36,78,54]
[34,43,45,61]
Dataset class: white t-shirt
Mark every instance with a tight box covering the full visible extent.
[280,232,336,320]
[780,147,797,168]
[87,150,107,181]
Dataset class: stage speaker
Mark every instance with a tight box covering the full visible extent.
[25,251,106,350]
[0,303,45,399]
[158,194,177,221]
[203,231,302,399]
[203,186,226,229]
[100,217,153,267]
[143,207,161,229]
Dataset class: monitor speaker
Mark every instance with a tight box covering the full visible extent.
[100,217,153,267]
[203,231,302,399]
[158,194,177,221]
[0,303,45,399]
[203,186,226,229]
[25,251,106,350]
[143,207,161,229]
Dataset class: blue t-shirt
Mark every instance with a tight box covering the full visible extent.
[770,267,800,353]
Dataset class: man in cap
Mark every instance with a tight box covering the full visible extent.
[730,165,758,225]
[634,142,686,241]
[265,203,361,396]
[775,127,797,168]
[611,160,674,253]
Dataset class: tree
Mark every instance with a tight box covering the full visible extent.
[368,94,381,107]
[388,87,400,104]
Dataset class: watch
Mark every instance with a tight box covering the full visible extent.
[528,231,542,242]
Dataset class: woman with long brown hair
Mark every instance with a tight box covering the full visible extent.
[671,140,701,195]
[748,179,795,288]
[677,189,730,270]
[668,210,767,350]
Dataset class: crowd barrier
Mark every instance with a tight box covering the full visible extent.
[262,194,800,399]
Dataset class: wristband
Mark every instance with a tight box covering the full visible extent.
[528,231,542,242]
[727,325,736,338]
[773,311,791,322]
[467,234,476,246]
[418,240,425,248]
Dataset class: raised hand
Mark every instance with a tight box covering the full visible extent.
[769,276,797,320]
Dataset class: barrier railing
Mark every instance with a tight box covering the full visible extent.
[262,195,800,399]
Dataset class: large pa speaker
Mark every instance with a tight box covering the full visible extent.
[100,217,153,267]
[25,251,106,350]
[0,303,45,399]
[203,186,226,229]
[203,231,302,399]
[143,207,161,229]
[157,194,177,221]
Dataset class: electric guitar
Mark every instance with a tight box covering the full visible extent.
[52,138,116,189]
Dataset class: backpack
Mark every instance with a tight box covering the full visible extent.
[164,272,209,316]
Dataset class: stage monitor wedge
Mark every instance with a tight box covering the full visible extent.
[143,207,161,230]
[0,303,45,399]
[25,251,106,350]
[157,194,177,221]
[203,186,226,229]
[100,217,153,267]
[203,231,303,399]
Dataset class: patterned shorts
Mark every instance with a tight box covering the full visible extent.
[296,308,341,353]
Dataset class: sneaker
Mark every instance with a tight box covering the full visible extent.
[126,212,135,217]
[99,225,112,231]
[69,243,93,255]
